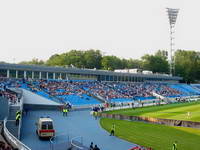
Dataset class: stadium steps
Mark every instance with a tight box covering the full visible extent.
[151,92,167,100]
[191,85,200,92]
[87,92,106,103]
[8,106,20,120]
[169,84,189,95]
[25,82,64,104]
[6,106,20,139]
[170,84,200,96]
[181,84,200,94]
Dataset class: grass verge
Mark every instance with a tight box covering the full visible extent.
[100,118,200,150]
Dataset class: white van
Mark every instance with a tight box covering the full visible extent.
[36,117,55,138]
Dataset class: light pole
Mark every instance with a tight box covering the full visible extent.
[166,8,179,76]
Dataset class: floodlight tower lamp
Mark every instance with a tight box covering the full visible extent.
[166,8,179,76]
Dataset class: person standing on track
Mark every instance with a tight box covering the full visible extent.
[110,123,115,136]
[15,112,21,126]
[187,111,191,118]
[63,107,68,116]
[172,141,178,150]
[89,142,94,150]
[93,145,100,150]
[93,111,98,120]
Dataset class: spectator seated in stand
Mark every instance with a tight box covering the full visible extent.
[1,77,198,106]
[0,78,20,104]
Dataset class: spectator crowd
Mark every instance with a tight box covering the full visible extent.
[0,78,20,105]
[0,141,13,150]
[0,77,194,104]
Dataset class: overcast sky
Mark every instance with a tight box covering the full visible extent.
[0,0,199,63]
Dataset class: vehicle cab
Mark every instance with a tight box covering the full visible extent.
[36,117,55,138]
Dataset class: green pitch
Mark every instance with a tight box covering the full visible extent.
[106,101,200,122]
[100,118,200,150]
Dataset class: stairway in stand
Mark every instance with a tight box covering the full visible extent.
[6,105,20,139]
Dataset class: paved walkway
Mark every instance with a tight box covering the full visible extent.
[21,109,136,150]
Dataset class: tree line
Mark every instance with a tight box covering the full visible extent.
[18,49,200,83]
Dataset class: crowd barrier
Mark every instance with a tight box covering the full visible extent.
[104,100,166,112]
[70,136,84,150]
[49,134,88,150]
[49,134,70,150]
[2,88,31,150]
[3,118,31,150]
[18,93,24,139]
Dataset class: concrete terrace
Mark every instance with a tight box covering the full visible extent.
[21,109,136,150]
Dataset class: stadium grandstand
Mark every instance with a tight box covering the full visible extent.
[0,63,181,82]
[0,63,200,150]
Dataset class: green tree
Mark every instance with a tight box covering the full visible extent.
[175,50,200,83]
[142,51,169,73]
[121,59,128,69]
[46,50,103,69]
[155,50,168,59]
[65,50,85,68]
[101,56,122,71]
[0,61,7,64]
[19,58,45,65]
[126,59,142,69]
[83,50,102,69]
[46,54,66,66]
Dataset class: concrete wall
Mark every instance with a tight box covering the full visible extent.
[0,97,9,120]
[22,89,60,106]
[99,113,200,129]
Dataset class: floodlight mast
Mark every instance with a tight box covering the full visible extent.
[166,8,179,76]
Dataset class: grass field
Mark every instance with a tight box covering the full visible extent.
[106,101,200,122]
[100,101,200,150]
[100,118,200,150]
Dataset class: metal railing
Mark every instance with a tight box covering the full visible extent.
[104,100,166,112]
[71,136,84,150]
[3,118,31,150]
[8,88,24,139]
[49,134,70,150]
[18,94,24,139]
